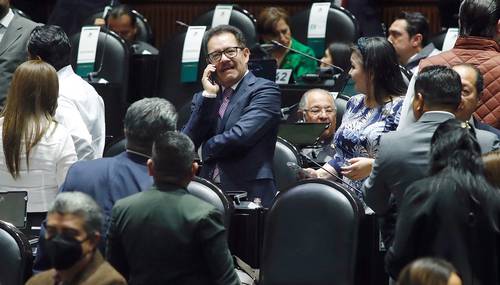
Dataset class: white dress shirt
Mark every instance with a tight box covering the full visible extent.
[56,65,106,160]
[0,118,77,212]
[0,9,14,43]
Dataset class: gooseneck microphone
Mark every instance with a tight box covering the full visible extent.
[299,153,361,195]
[270,40,344,74]
[87,0,117,81]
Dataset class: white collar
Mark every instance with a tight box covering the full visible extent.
[0,9,14,29]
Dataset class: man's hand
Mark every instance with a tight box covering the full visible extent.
[341,157,374,180]
[201,64,220,95]
[298,167,318,179]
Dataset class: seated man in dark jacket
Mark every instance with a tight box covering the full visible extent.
[107,131,240,285]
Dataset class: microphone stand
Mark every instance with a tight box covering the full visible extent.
[271,40,344,74]
[87,0,117,82]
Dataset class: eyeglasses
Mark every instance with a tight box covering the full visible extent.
[207,47,243,63]
[304,107,335,116]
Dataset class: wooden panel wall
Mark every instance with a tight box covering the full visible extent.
[125,0,442,49]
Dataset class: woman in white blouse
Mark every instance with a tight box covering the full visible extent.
[0,60,77,220]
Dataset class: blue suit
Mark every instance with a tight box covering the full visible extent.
[33,151,152,271]
[183,72,281,207]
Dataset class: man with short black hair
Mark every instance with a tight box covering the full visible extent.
[28,25,105,160]
[388,12,440,73]
[183,25,281,207]
[364,65,497,244]
[399,0,500,129]
[107,131,240,284]
[26,192,126,285]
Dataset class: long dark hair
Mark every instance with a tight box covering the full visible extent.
[326,42,351,72]
[353,37,406,105]
[429,119,499,229]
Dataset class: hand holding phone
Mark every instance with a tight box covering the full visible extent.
[202,64,219,94]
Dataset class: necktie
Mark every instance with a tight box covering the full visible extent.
[213,87,234,182]
[218,87,234,118]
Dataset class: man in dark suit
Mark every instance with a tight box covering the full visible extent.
[452,64,500,138]
[33,98,177,272]
[363,66,497,245]
[183,25,281,207]
[107,131,240,285]
[0,0,39,105]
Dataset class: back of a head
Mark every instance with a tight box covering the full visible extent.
[3,60,59,178]
[124,98,177,149]
[459,0,499,38]
[482,150,500,188]
[398,12,431,46]
[415,65,462,111]
[354,37,406,104]
[28,25,71,71]
[430,119,482,175]
[327,42,352,72]
[398,258,459,285]
[151,131,195,184]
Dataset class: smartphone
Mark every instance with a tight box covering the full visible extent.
[208,65,217,85]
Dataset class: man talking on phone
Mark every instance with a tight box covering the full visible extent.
[183,25,281,207]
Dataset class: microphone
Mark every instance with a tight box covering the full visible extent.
[175,20,190,29]
[88,0,116,81]
[300,153,361,194]
[312,123,331,146]
[270,40,344,74]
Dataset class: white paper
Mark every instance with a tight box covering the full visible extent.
[76,26,100,64]
[442,28,459,51]
[182,26,207,63]
[211,5,233,28]
[307,2,331,39]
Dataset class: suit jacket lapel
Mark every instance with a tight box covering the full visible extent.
[0,16,23,56]
[218,72,255,132]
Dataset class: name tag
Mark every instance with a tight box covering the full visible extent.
[276,69,293,84]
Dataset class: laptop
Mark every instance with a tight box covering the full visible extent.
[0,191,28,229]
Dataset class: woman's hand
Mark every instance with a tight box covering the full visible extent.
[340,157,374,180]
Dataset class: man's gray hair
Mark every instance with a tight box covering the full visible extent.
[48,192,103,235]
[124,97,178,146]
[298,88,336,111]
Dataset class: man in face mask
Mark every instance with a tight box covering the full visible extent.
[26,192,126,285]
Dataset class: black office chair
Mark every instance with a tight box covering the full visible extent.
[291,5,359,57]
[335,93,349,130]
[70,29,130,145]
[103,137,127,157]
[429,29,450,51]
[83,9,154,44]
[273,137,303,192]
[192,5,258,49]
[11,7,31,20]
[187,177,234,227]
[157,31,205,110]
[0,220,33,285]
[259,179,364,285]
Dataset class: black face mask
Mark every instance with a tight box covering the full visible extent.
[45,234,86,270]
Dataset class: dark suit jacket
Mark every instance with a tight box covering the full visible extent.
[27,251,126,285]
[364,112,499,214]
[0,13,40,105]
[33,152,153,272]
[183,71,281,206]
[107,184,239,285]
[386,172,500,285]
[474,117,500,138]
